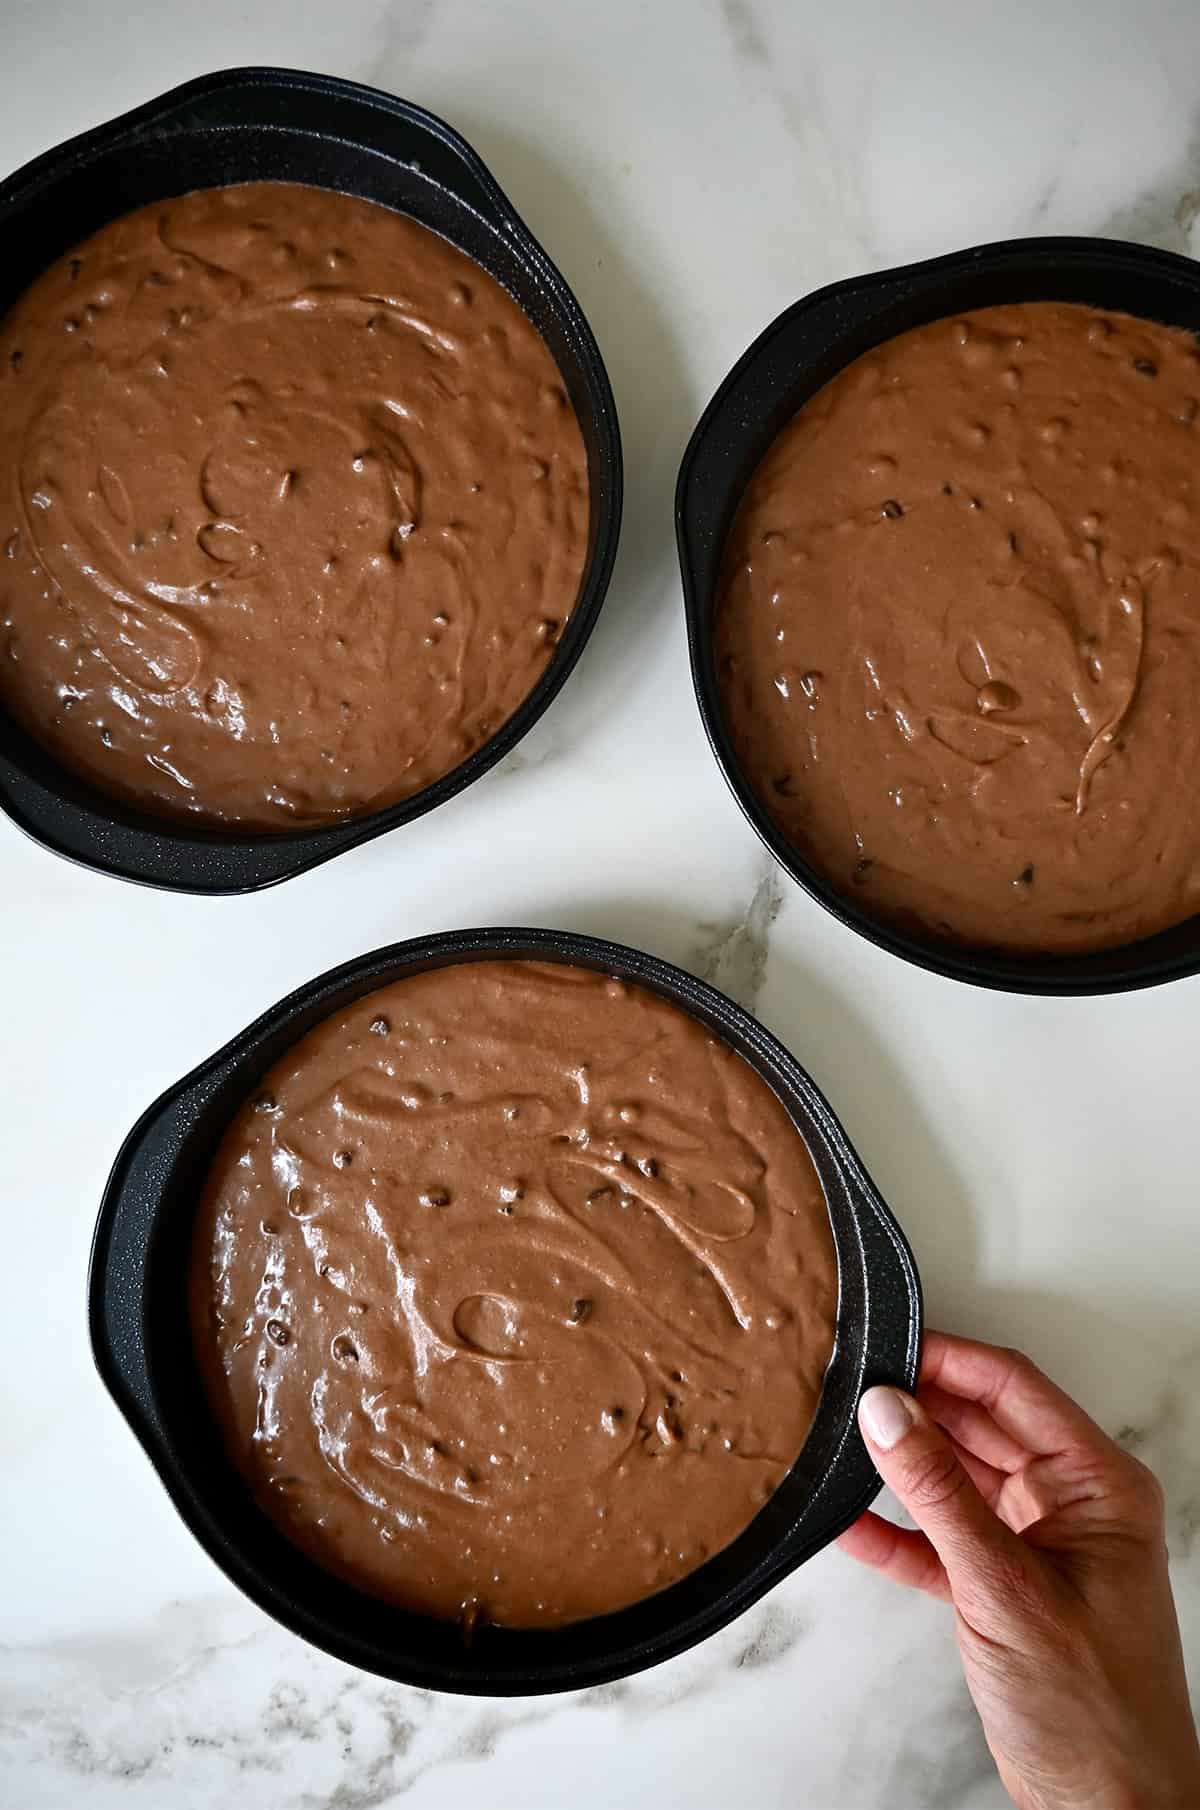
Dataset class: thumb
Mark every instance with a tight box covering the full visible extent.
[858,1385,1033,1622]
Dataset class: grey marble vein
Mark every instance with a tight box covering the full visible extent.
[356,0,437,93]
[1030,129,1082,227]
[1114,1339,1200,1559]
[731,1599,807,1670]
[687,862,783,1014]
[491,722,558,783]
[718,0,876,271]
[1,1584,814,1808]
[1097,125,1200,254]
[721,0,770,66]
[882,1698,998,1810]
[837,1665,1002,1810]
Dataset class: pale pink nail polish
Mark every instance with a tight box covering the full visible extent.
[859,1385,917,1451]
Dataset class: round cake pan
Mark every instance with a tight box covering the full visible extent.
[677,238,1200,995]
[0,68,622,891]
[89,926,921,1695]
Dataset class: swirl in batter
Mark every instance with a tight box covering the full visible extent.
[189,961,838,1628]
[0,183,588,827]
[717,303,1200,954]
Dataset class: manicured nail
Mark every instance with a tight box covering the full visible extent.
[859,1386,917,1451]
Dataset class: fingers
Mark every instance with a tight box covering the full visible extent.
[949,1441,1010,1511]
[1018,1444,1167,1542]
[919,1333,1167,1535]
[836,1511,950,1600]
[857,1385,1034,1628]
[921,1332,1117,1460]
[918,1382,1030,1477]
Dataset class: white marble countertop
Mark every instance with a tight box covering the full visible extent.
[3,3,1200,1805]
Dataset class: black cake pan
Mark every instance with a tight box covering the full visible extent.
[89,926,922,1695]
[677,237,1200,994]
[0,68,621,892]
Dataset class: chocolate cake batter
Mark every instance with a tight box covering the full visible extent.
[0,184,588,827]
[717,302,1200,954]
[190,961,837,1628]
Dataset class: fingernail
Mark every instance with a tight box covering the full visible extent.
[859,1386,917,1451]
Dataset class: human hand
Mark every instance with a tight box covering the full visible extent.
[838,1332,1200,1810]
